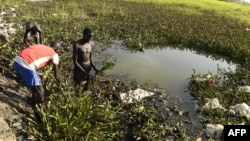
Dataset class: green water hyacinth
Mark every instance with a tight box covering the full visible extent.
[27,92,120,141]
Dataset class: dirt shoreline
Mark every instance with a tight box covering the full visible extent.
[0,72,34,141]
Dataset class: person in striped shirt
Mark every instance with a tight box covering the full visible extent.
[13,42,61,107]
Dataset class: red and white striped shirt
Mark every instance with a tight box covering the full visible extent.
[17,44,59,70]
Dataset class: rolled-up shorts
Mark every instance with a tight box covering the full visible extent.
[13,56,41,86]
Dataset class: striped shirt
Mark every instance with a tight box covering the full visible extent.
[16,44,59,70]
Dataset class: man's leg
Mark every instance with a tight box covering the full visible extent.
[83,80,90,91]
[31,85,45,122]
[31,85,45,106]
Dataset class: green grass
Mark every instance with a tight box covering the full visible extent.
[2,0,250,26]
[125,0,250,25]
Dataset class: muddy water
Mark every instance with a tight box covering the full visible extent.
[99,41,236,112]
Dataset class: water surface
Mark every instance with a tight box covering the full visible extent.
[101,41,236,111]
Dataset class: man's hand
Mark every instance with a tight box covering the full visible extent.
[95,69,100,74]
[56,78,66,87]
[88,73,93,80]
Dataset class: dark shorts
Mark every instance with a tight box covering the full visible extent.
[73,67,91,84]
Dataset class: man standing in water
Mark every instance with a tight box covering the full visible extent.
[23,20,43,46]
[73,27,99,90]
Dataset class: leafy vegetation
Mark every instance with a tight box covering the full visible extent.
[27,92,120,140]
[0,0,250,140]
[188,65,250,124]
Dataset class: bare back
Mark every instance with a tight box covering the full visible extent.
[24,21,42,45]
[25,21,41,31]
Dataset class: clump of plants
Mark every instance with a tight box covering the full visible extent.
[188,65,250,124]
[27,72,186,140]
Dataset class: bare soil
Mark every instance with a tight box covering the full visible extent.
[0,65,34,141]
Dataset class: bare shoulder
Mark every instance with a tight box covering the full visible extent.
[89,41,94,47]
[73,39,80,44]
[74,40,85,50]
[25,21,35,27]
[25,20,41,29]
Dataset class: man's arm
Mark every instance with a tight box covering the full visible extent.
[90,53,99,73]
[72,41,77,66]
[90,43,99,73]
[23,30,31,46]
[53,64,61,83]
[38,30,43,44]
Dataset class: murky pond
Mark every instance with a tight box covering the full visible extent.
[99,41,236,112]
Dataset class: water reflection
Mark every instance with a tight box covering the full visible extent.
[101,42,236,111]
